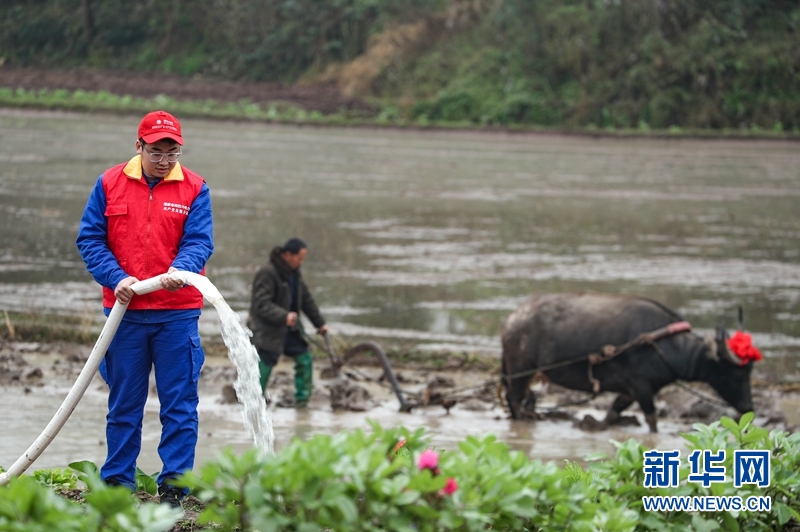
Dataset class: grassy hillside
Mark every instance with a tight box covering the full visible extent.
[379,0,800,130]
[1,0,799,130]
[0,0,441,80]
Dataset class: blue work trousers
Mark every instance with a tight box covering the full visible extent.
[99,317,204,490]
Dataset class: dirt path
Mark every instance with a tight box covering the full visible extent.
[0,66,371,114]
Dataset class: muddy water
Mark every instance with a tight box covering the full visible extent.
[1,109,799,470]
[0,354,690,473]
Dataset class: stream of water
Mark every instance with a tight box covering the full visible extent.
[172,271,273,454]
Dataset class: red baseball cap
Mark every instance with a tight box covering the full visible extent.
[138,110,184,145]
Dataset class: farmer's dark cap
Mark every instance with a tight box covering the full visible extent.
[282,238,307,254]
[138,110,184,145]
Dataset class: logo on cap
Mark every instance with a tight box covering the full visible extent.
[138,111,184,145]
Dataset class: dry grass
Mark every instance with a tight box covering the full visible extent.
[313,0,492,97]
[315,20,432,97]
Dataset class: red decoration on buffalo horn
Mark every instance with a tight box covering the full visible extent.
[726,331,763,365]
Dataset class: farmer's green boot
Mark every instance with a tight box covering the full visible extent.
[258,360,273,394]
[294,352,313,407]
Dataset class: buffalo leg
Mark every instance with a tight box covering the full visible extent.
[633,393,658,433]
[603,394,634,427]
[522,388,537,414]
[505,377,533,419]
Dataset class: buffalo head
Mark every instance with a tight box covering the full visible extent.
[704,324,754,415]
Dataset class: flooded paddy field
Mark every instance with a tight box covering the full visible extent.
[4,340,793,474]
[1,109,799,470]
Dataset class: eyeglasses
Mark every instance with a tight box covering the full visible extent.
[143,146,182,163]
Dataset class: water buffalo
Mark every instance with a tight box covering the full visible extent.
[501,293,754,432]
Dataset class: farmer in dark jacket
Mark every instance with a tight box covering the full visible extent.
[248,238,327,407]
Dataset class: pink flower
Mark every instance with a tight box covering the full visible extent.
[441,477,458,496]
[417,450,439,471]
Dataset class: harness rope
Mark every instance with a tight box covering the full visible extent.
[649,340,734,409]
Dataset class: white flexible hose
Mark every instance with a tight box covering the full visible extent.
[0,274,169,486]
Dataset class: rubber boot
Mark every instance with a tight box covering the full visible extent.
[258,360,273,394]
[294,352,313,407]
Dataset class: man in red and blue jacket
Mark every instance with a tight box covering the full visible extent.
[76,111,214,509]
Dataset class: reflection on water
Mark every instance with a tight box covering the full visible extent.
[1,109,799,466]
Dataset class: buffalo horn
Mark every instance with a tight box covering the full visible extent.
[703,333,718,361]
[716,324,740,365]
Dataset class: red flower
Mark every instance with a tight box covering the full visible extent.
[726,331,763,365]
[393,440,407,454]
[440,477,458,496]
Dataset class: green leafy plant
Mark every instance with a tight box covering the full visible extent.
[177,419,799,531]
[68,459,99,486]
[0,470,180,532]
[32,468,78,492]
[135,468,159,496]
[0,475,90,531]
[67,460,158,495]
